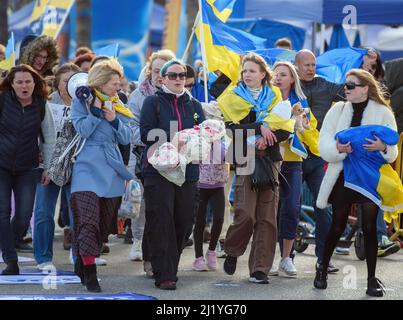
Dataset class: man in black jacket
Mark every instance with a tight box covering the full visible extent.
[295,50,345,273]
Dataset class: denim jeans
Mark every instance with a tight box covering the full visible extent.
[302,156,332,262]
[0,168,39,263]
[279,162,302,256]
[376,209,388,243]
[33,181,72,264]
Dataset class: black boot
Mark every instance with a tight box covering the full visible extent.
[83,264,101,292]
[366,277,385,297]
[2,261,19,275]
[124,225,133,244]
[314,264,328,289]
[74,256,84,285]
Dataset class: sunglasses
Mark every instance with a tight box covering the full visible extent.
[185,83,194,89]
[165,72,187,80]
[344,82,365,90]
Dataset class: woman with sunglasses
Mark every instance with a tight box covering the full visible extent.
[140,59,205,290]
[314,69,398,297]
[127,49,175,276]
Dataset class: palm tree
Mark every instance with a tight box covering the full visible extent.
[76,0,91,48]
[0,0,8,45]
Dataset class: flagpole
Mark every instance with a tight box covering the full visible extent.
[197,0,209,103]
[181,12,199,62]
[11,32,15,67]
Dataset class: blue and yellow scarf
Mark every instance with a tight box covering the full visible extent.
[218,82,294,133]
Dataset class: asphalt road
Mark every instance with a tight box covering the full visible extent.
[0,229,402,301]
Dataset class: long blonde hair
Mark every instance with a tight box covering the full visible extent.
[87,59,123,90]
[273,61,306,101]
[346,69,389,108]
[240,52,273,86]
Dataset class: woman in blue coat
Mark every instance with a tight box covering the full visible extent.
[71,59,133,292]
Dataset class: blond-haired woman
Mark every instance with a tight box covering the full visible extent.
[272,61,320,277]
[70,59,134,292]
[219,53,295,283]
[314,69,398,297]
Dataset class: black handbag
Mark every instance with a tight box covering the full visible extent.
[251,154,276,192]
[132,145,145,182]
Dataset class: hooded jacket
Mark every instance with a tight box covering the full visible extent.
[19,35,58,77]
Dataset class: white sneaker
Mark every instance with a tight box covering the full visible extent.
[279,257,297,277]
[129,239,143,261]
[37,262,55,271]
[215,240,226,258]
[95,257,107,266]
[335,247,350,255]
[269,264,279,276]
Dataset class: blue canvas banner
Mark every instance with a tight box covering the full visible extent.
[0,292,157,300]
[91,0,153,81]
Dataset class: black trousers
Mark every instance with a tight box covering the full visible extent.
[144,175,197,285]
[194,187,225,258]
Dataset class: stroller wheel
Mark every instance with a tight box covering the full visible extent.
[294,224,309,253]
[354,230,366,260]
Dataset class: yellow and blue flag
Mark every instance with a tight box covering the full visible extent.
[218,83,295,133]
[336,125,403,216]
[30,0,75,38]
[206,0,236,23]
[0,33,16,71]
[196,0,266,83]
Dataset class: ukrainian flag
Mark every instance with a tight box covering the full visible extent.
[206,0,236,23]
[196,0,266,84]
[0,33,16,71]
[30,0,75,38]
[336,125,403,217]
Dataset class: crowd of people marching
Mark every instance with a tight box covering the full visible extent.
[1,34,403,297]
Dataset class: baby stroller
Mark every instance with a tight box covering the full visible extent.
[294,183,363,258]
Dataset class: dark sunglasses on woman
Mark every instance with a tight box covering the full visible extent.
[344,81,365,90]
[165,72,187,80]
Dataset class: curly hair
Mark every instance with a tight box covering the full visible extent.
[19,35,59,76]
